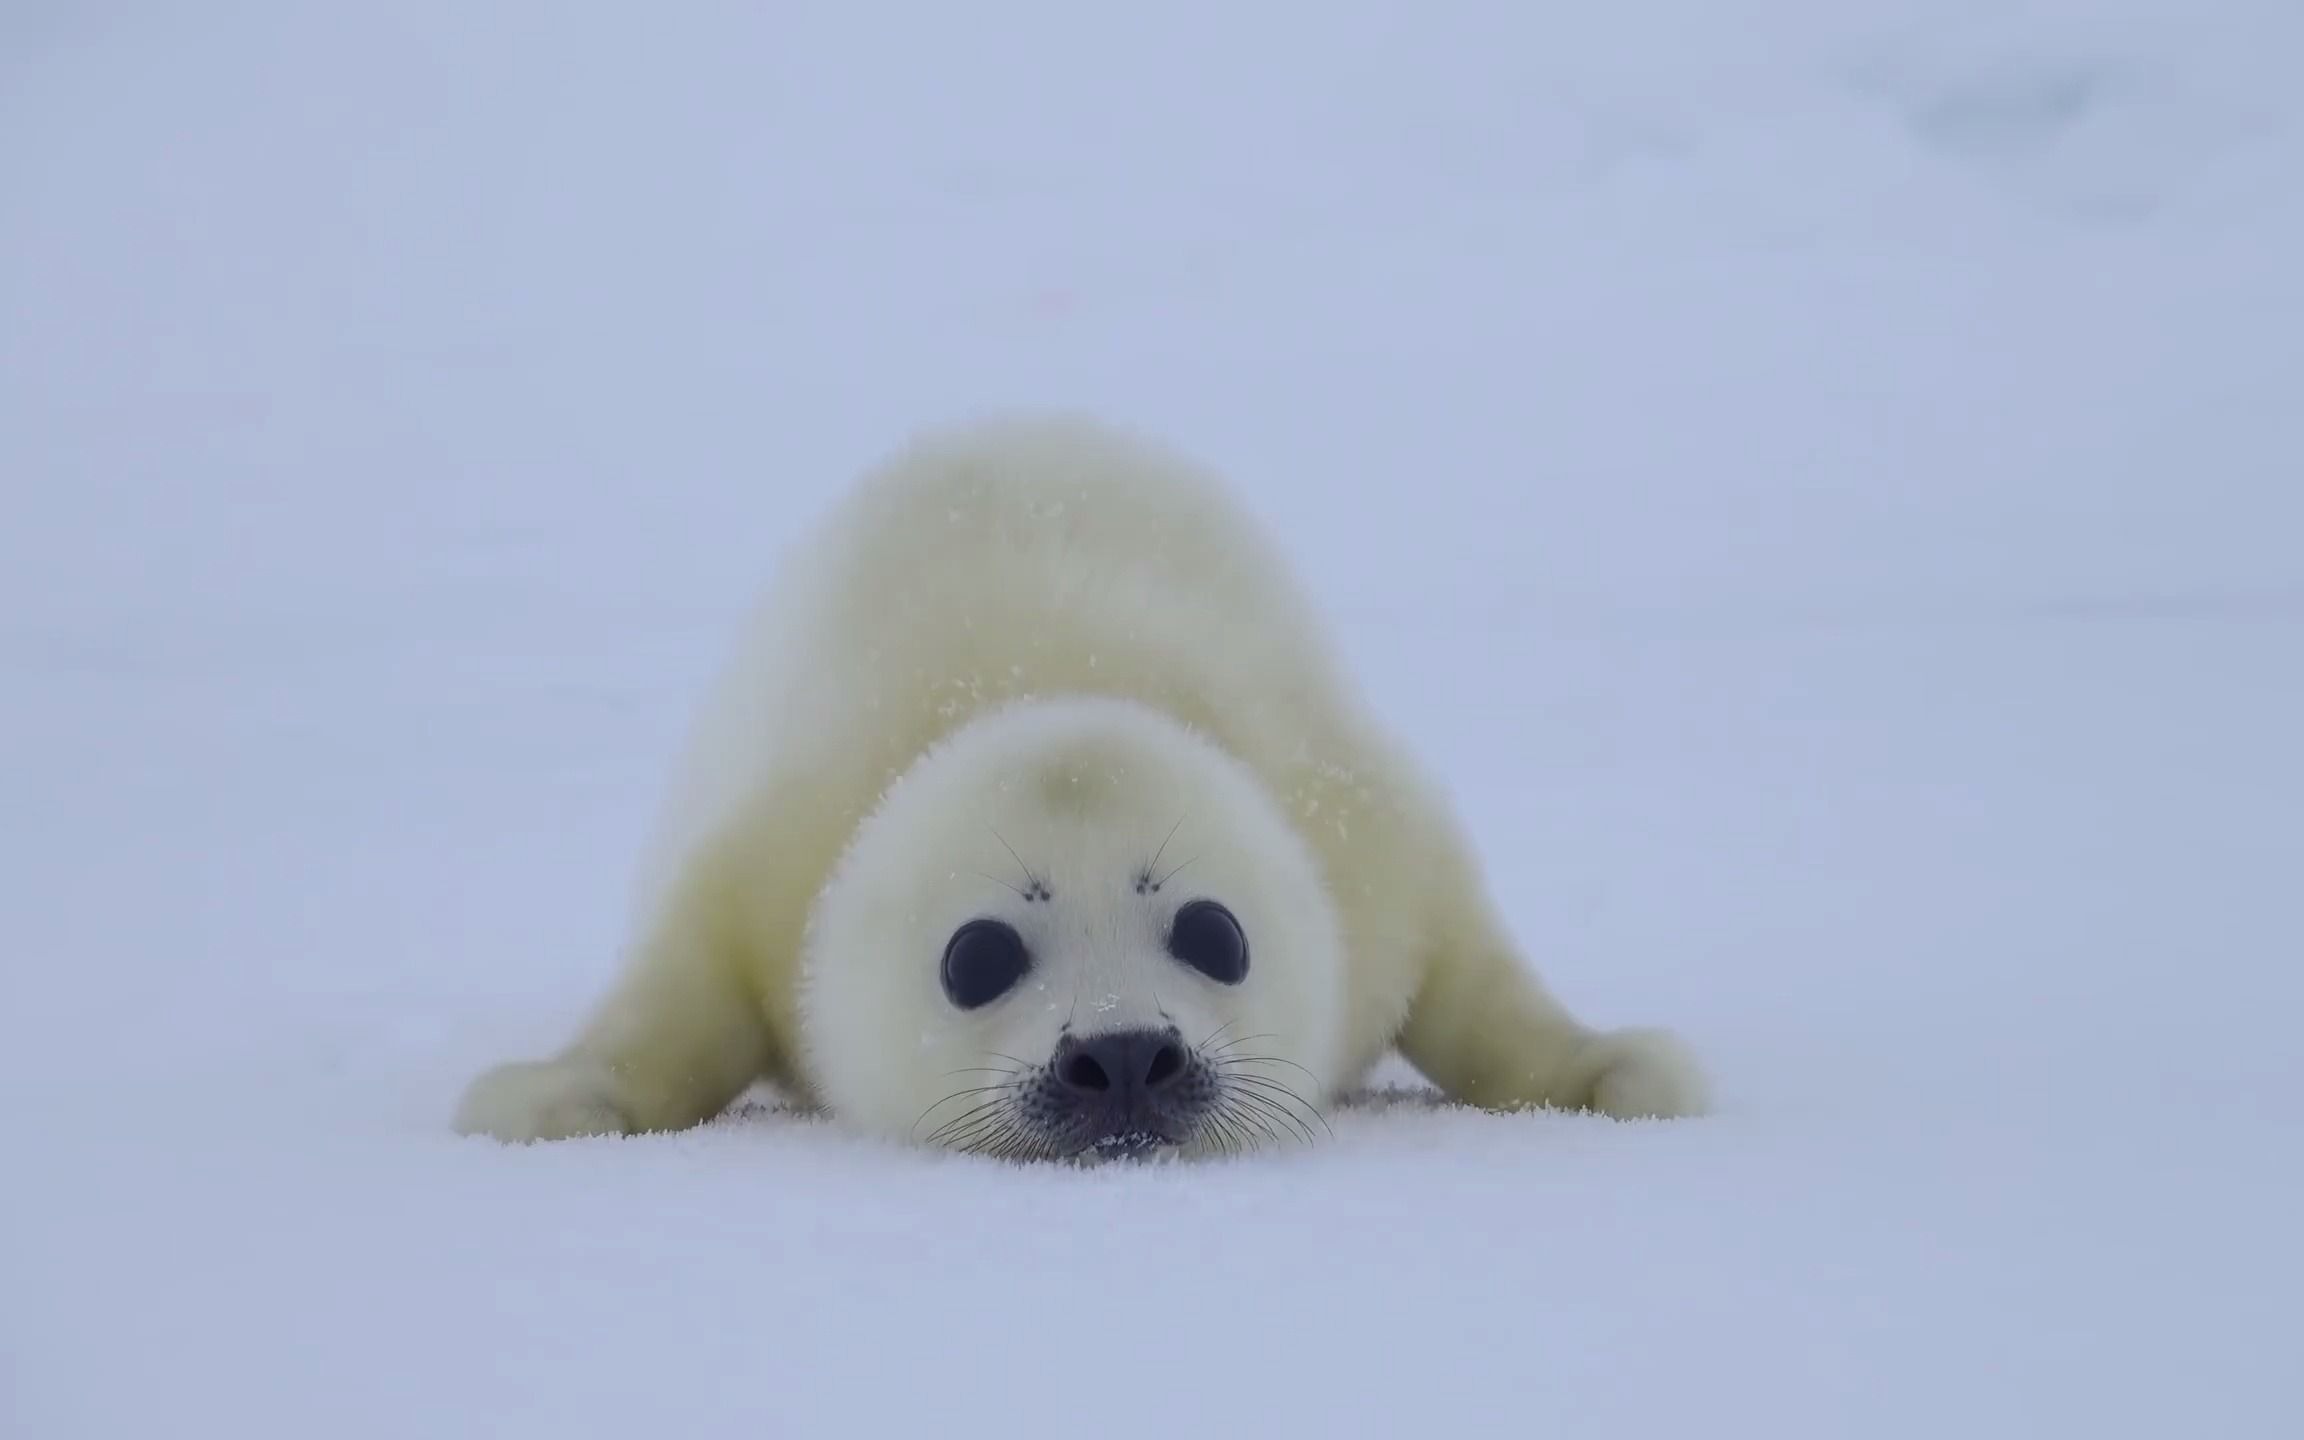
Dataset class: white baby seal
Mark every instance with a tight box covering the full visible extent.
[454,413,1708,1159]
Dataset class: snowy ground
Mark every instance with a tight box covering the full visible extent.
[5,1,2301,1435]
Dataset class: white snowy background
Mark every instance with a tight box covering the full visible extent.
[4,1,2300,1435]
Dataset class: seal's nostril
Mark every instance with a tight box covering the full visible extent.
[1144,1043,1183,1089]
[1060,1053,1111,1093]
[1054,1028,1189,1100]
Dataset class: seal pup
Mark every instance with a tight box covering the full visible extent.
[453,414,1708,1158]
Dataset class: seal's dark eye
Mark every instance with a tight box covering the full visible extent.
[1166,899,1248,985]
[941,918,1031,1010]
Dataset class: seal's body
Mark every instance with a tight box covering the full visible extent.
[454,414,1707,1158]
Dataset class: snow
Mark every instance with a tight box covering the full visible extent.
[4,0,2301,1434]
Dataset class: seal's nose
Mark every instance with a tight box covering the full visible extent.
[1054,1028,1187,1099]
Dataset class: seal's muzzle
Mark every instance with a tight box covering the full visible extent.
[1035,1026,1212,1157]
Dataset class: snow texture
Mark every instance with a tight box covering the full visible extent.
[4,1,2301,1436]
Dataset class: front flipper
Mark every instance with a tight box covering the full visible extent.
[1396,879,1708,1120]
[454,1055,636,1142]
[453,860,775,1142]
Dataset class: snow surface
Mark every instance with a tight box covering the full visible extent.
[4,1,2302,1435]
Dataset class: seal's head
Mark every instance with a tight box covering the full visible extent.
[800,696,1346,1162]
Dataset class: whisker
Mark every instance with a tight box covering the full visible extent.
[925,1113,1003,1151]
[922,1095,1017,1147]
[988,827,1043,895]
[1205,1102,1258,1157]
[983,1119,1048,1163]
[952,1120,1017,1157]
[929,1083,1024,1105]
[1215,1065,1325,1105]
[1198,1017,1243,1051]
[1211,1051,1322,1084]
[1206,1032,1279,1057]
[1222,1096,1281,1154]
[912,1081,1021,1138]
[1220,1072,1334,1139]
[1218,1066,1329,1133]
[1225,1093,1284,1154]
[1199,1114,1236,1159]
[951,1110,1018,1156]
[1225,1084,1319,1147]
[1147,814,1186,881]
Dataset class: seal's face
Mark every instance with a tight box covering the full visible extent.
[799,698,1347,1162]
[918,891,1265,1160]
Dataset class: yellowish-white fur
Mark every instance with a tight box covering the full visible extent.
[453,413,1707,1149]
